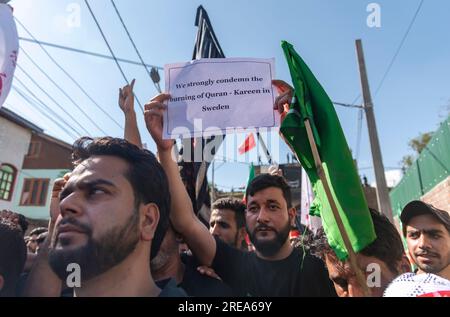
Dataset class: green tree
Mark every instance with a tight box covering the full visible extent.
[401,132,433,171]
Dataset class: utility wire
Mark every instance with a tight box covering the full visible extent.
[16,64,91,136]
[15,17,124,130]
[110,0,161,93]
[374,0,424,96]
[18,37,163,70]
[12,83,79,139]
[19,46,108,135]
[12,81,80,138]
[84,0,144,112]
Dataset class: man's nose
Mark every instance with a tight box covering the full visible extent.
[256,207,270,224]
[59,192,83,218]
[210,224,220,236]
[418,234,432,250]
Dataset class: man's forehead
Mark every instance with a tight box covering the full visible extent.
[247,187,284,203]
[70,156,129,183]
[407,214,446,230]
[211,209,235,220]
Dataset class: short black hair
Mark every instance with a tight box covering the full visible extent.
[212,197,246,229]
[0,220,27,296]
[17,214,28,236]
[309,209,404,275]
[71,137,171,260]
[245,174,292,208]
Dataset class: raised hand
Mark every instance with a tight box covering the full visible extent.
[144,93,174,153]
[118,79,136,114]
[272,79,294,123]
[49,173,70,224]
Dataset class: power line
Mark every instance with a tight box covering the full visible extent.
[19,46,108,135]
[16,63,91,136]
[18,37,163,70]
[84,0,144,112]
[5,94,77,141]
[374,0,424,96]
[12,82,80,138]
[11,83,79,139]
[333,101,363,109]
[15,17,124,131]
[110,0,161,93]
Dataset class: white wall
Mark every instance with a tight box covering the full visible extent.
[0,116,31,210]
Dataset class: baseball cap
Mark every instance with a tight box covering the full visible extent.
[400,200,450,232]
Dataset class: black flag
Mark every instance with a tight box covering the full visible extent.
[178,5,225,226]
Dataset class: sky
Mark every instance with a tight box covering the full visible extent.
[4,0,450,191]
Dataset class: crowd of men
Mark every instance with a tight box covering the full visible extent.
[0,80,449,297]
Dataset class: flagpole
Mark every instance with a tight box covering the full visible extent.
[256,132,273,164]
[304,118,371,297]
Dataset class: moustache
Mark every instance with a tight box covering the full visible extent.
[255,225,276,233]
[415,250,439,258]
[56,217,92,236]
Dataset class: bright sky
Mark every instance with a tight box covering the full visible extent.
[5,0,450,191]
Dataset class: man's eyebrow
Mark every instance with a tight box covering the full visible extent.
[424,229,444,235]
[60,179,116,198]
[266,199,281,205]
[79,179,116,188]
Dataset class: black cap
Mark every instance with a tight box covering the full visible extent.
[400,200,450,232]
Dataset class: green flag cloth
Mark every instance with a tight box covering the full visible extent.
[280,41,376,260]
[246,163,255,189]
[243,163,255,204]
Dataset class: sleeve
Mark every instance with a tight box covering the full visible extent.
[211,236,248,291]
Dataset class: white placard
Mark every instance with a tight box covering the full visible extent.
[163,58,278,139]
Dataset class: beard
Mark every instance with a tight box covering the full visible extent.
[49,211,140,282]
[247,219,291,257]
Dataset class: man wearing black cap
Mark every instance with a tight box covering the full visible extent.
[383,201,450,297]
[400,200,450,280]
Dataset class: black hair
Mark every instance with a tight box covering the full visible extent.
[245,174,292,208]
[71,137,170,260]
[212,197,246,229]
[308,209,404,275]
[0,221,27,296]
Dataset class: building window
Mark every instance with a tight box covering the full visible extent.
[20,178,49,206]
[27,141,41,158]
[0,164,16,201]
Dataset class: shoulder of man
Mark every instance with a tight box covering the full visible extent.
[158,278,188,297]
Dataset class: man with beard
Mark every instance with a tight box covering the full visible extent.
[23,137,185,297]
[384,201,450,297]
[145,93,336,297]
[209,198,247,251]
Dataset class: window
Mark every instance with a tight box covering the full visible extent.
[27,141,41,158]
[20,178,49,206]
[0,164,16,201]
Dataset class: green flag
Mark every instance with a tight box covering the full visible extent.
[247,163,255,188]
[280,41,376,260]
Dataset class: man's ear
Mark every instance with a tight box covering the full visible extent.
[140,203,160,241]
[237,227,247,245]
[0,274,4,292]
[399,253,412,273]
[288,207,296,226]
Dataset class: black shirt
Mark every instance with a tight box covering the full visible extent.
[179,253,234,297]
[212,236,337,297]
